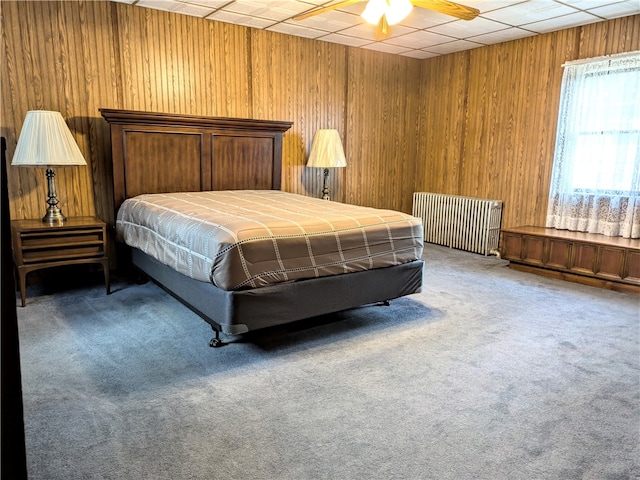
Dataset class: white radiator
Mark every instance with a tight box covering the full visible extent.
[412,192,503,256]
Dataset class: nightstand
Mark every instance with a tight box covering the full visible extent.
[11,216,110,306]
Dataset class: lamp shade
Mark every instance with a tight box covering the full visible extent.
[11,111,87,167]
[306,129,346,168]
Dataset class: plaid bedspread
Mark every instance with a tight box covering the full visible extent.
[116,190,424,291]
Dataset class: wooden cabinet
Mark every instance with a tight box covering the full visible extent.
[501,226,640,293]
[11,216,110,306]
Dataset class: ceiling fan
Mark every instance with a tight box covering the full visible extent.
[293,0,480,40]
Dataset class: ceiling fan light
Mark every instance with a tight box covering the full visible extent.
[361,0,386,25]
[385,0,413,25]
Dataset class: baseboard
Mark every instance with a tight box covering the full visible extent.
[508,262,640,294]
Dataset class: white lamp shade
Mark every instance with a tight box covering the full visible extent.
[306,129,347,168]
[11,110,87,167]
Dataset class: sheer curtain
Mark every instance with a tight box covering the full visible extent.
[546,51,640,239]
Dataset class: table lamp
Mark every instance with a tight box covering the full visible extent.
[11,110,87,224]
[306,129,346,200]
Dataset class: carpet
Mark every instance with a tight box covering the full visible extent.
[16,244,640,479]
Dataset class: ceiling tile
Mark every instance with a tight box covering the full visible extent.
[331,2,371,15]
[396,6,463,28]
[206,11,276,29]
[361,42,412,55]
[286,9,362,31]
[224,0,313,21]
[384,29,458,48]
[556,0,620,9]
[111,0,640,58]
[317,32,372,47]
[425,39,485,55]
[402,49,440,59]
[267,22,328,38]
[587,0,640,19]
[466,26,537,44]
[466,0,529,13]
[523,11,603,32]
[481,0,579,25]
[136,0,215,16]
[178,0,233,8]
[428,16,513,37]
[338,22,416,42]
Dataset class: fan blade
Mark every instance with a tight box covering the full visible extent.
[293,0,366,21]
[412,0,480,21]
[374,15,392,41]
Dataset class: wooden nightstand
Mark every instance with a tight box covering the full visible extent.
[11,216,110,306]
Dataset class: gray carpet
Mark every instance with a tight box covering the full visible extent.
[16,244,640,480]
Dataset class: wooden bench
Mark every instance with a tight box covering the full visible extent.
[500,226,640,294]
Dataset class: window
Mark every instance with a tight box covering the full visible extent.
[546,51,640,238]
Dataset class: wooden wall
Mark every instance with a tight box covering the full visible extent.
[1,1,638,240]
[346,49,421,211]
[418,15,640,229]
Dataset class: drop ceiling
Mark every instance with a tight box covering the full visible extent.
[111,0,640,58]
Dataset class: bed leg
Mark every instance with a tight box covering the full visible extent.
[209,327,225,348]
[372,300,391,307]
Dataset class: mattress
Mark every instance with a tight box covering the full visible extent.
[116,190,424,291]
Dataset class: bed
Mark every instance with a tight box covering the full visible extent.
[101,109,424,346]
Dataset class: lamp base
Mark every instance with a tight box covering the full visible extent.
[322,168,330,201]
[42,168,65,224]
[42,207,65,225]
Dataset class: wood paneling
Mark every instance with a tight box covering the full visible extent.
[1,0,638,243]
[346,49,422,212]
[1,1,119,223]
[417,51,468,196]
[114,5,252,118]
[417,15,639,230]
[250,29,347,200]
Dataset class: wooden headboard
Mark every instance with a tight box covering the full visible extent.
[100,109,293,213]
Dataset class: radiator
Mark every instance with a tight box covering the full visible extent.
[412,192,503,256]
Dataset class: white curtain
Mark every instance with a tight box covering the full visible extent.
[546,51,640,239]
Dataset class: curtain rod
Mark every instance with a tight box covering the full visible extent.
[562,50,640,67]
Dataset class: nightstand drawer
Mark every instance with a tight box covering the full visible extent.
[19,228,106,263]
[20,242,105,263]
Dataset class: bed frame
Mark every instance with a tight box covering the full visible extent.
[100,109,424,346]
